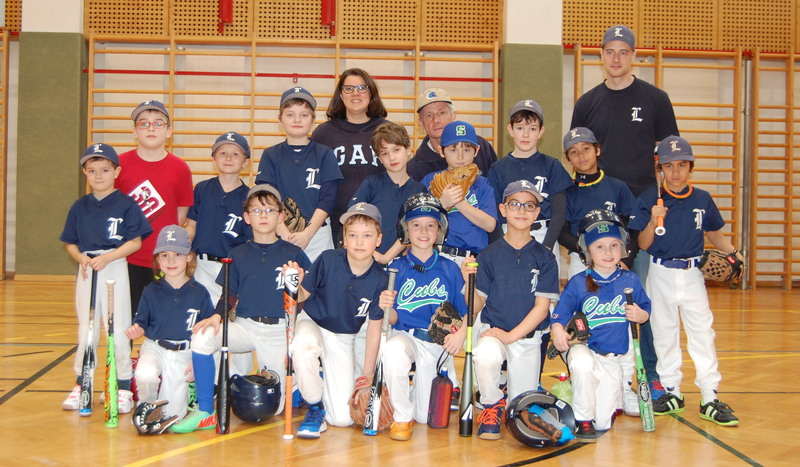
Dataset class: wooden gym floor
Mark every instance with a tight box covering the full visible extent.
[0,279,797,466]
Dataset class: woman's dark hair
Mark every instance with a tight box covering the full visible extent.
[326,68,388,121]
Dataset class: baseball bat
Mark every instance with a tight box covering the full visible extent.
[459,263,478,437]
[363,268,398,436]
[655,159,666,236]
[79,268,99,416]
[216,258,233,434]
[624,287,655,432]
[104,280,119,428]
[283,267,300,440]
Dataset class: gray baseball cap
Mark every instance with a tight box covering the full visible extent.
[80,143,120,166]
[280,86,317,111]
[212,131,251,159]
[509,99,544,124]
[131,99,170,123]
[563,127,599,152]
[502,180,544,204]
[154,225,191,255]
[247,184,282,204]
[657,136,695,164]
[602,25,635,49]
[339,202,382,225]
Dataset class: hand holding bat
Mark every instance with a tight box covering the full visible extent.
[458,263,477,437]
[363,268,398,436]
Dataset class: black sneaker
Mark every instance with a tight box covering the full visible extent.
[575,420,597,443]
[699,399,739,426]
[652,392,685,415]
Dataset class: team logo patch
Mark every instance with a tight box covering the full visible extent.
[129,180,165,220]
[455,125,466,136]
[426,91,438,99]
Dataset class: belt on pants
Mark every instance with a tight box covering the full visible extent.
[530,219,550,231]
[157,339,189,351]
[198,253,225,262]
[652,256,700,269]
[249,316,281,325]
[411,328,434,343]
[441,245,472,257]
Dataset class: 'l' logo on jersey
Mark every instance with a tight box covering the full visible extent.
[604,201,617,212]
[530,268,540,293]
[223,213,242,238]
[306,168,321,190]
[107,217,124,241]
[356,298,372,317]
[185,308,201,331]
[631,107,643,122]
[693,209,705,230]
[533,176,549,199]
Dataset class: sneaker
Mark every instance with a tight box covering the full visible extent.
[118,389,134,414]
[575,420,597,443]
[477,399,506,440]
[520,410,562,442]
[622,386,640,417]
[389,420,414,441]
[649,380,666,400]
[699,399,739,426]
[62,385,81,410]
[169,409,217,433]
[450,387,461,411]
[297,405,327,439]
[652,392,685,415]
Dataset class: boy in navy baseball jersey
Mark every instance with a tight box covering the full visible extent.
[115,100,194,319]
[284,202,389,439]
[421,121,497,266]
[462,180,559,440]
[551,210,650,442]
[378,193,468,441]
[125,225,215,423]
[172,185,312,433]
[638,136,742,426]
[487,100,572,252]
[256,87,343,261]
[61,143,152,414]
[349,121,425,263]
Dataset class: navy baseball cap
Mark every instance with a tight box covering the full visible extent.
[416,88,452,112]
[80,143,120,166]
[602,25,636,49]
[247,184,282,204]
[502,180,544,204]
[563,127,599,152]
[583,222,624,248]
[280,86,317,111]
[339,202,382,225]
[657,136,695,164]
[131,100,170,122]
[154,225,192,255]
[509,99,544,124]
[212,131,251,159]
[440,120,477,148]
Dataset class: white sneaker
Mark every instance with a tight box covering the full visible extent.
[118,390,134,414]
[623,387,641,417]
[62,385,81,410]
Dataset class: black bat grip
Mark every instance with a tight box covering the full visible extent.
[624,287,638,340]
[217,257,233,434]
[466,271,475,328]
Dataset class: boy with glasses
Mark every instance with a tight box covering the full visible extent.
[461,180,559,440]
[116,100,194,318]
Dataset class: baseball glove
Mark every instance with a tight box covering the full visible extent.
[349,375,394,430]
[132,400,180,435]
[283,197,306,233]
[428,301,463,345]
[546,310,590,359]
[698,249,744,282]
[429,163,479,199]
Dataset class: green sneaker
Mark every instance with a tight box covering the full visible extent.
[652,392,685,415]
[700,399,739,426]
[170,409,217,433]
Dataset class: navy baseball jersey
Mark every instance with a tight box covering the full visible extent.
[389,251,467,332]
[188,178,251,257]
[348,172,426,254]
[420,172,498,253]
[408,135,498,182]
[487,152,573,221]
[301,249,389,334]
[571,77,679,197]
[133,278,215,341]
[217,240,312,320]
[565,172,640,235]
[256,140,344,221]
[60,189,153,252]
[552,268,650,355]
[476,238,560,332]
[637,185,724,259]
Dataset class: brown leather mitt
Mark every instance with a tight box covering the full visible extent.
[430,163,479,198]
[349,375,394,430]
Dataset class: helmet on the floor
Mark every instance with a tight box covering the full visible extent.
[505,390,576,448]
[231,370,281,423]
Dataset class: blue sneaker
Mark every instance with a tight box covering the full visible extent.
[649,380,666,400]
[297,405,327,439]
[477,399,506,440]
[292,388,309,409]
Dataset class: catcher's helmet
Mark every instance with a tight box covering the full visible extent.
[132,400,180,435]
[577,209,629,265]
[396,193,449,244]
[506,391,576,448]
[231,371,281,423]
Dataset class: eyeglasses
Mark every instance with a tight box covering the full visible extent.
[135,120,168,130]
[341,84,370,94]
[248,208,280,217]
[505,201,538,212]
